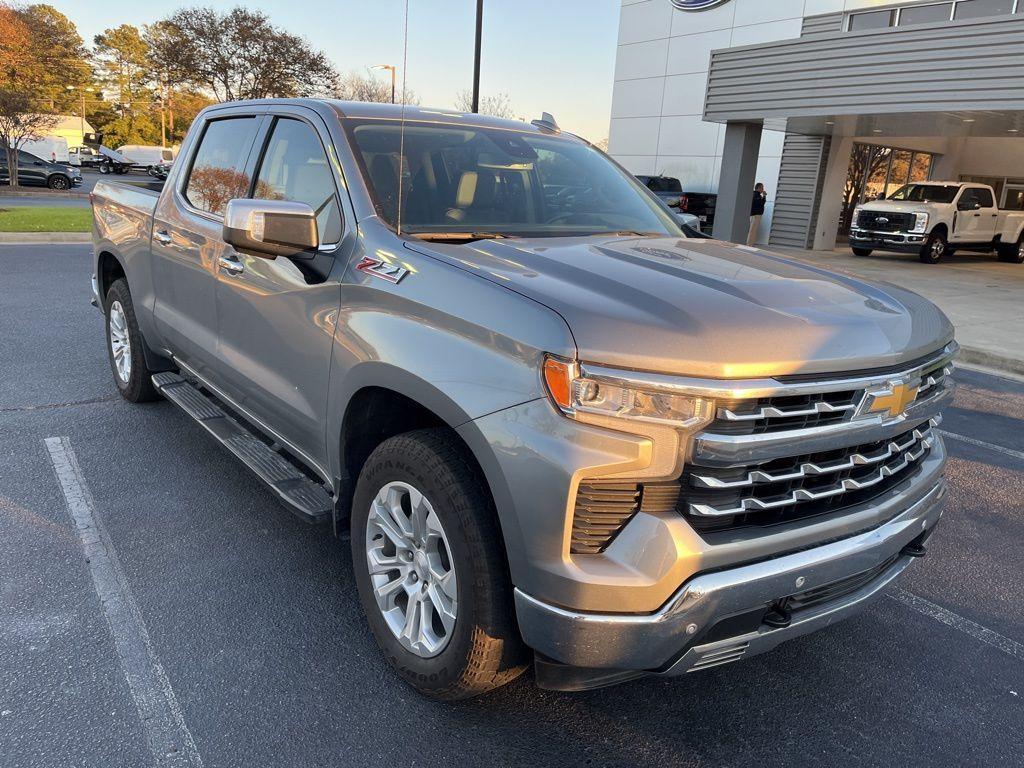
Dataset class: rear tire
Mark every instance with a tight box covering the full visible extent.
[104,279,160,403]
[997,236,1024,264]
[350,428,527,700]
[851,247,873,257]
[919,231,947,264]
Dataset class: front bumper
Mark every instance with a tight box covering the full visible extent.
[516,475,946,688]
[850,228,926,253]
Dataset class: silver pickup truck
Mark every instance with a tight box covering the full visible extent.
[91,99,955,699]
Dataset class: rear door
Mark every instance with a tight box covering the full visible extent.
[212,106,351,472]
[17,151,47,186]
[150,109,264,382]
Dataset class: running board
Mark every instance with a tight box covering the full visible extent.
[152,372,333,524]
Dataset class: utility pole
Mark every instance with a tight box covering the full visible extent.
[372,65,397,103]
[471,0,483,113]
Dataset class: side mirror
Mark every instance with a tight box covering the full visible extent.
[33,160,43,166]
[223,198,318,259]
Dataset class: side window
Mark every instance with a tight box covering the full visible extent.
[183,117,260,217]
[253,118,343,244]
[975,188,995,208]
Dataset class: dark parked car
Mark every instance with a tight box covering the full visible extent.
[0,150,82,189]
[636,175,717,234]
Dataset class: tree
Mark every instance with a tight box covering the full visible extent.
[16,4,92,111]
[153,7,338,102]
[0,89,58,186]
[335,71,418,104]
[93,24,159,145]
[0,4,69,185]
[454,90,517,119]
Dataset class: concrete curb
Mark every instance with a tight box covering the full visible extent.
[0,232,91,243]
[0,189,89,199]
[958,346,1024,379]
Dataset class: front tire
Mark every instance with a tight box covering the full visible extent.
[351,429,527,700]
[919,231,948,264]
[104,279,159,403]
[851,247,873,257]
[47,174,70,190]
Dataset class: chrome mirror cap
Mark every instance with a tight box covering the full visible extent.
[223,198,318,259]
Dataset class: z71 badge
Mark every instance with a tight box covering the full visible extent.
[356,256,410,284]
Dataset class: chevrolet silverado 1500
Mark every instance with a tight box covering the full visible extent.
[91,99,955,699]
[851,181,1024,264]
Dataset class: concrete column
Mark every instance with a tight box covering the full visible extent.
[812,136,854,252]
[712,121,763,243]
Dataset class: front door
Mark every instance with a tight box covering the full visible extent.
[151,112,263,382]
[213,109,349,472]
[953,187,997,243]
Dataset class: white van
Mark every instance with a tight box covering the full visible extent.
[115,145,175,169]
[23,136,69,164]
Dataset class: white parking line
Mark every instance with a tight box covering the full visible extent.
[44,437,204,768]
[938,429,1024,462]
[888,588,1024,663]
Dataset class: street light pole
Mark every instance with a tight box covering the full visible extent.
[471,0,483,113]
[372,64,397,103]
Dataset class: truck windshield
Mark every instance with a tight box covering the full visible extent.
[887,184,960,203]
[345,120,679,238]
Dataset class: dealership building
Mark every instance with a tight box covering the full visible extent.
[610,0,1024,249]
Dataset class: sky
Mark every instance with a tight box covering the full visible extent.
[46,0,621,142]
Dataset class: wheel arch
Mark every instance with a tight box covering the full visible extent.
[332,367,504,535]
[96,249,127,309]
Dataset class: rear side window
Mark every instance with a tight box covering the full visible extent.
[183,117,260,217]
[252,118,342,244]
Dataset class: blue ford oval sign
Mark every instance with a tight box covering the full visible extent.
[670,0,731,9]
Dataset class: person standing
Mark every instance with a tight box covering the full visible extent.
[748,182,767,246]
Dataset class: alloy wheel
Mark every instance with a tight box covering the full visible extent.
[365,481,458,658]
[108,300,132,383]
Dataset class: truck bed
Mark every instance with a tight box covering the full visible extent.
[92,180,160,256]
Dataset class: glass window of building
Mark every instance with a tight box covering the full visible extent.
[849,10,894,30]
[898,3,954,25]
[954,0,1015,19]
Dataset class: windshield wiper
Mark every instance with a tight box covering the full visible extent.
[408,232,511,242]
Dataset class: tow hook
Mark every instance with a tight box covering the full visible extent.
[763,599,793,629]
[901,541,927,558]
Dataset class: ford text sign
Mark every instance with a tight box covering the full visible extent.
[670,0,731,9]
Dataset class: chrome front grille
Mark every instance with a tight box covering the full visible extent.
[710,363,952,436]
[681,422,937,533]
[714,390,859,435]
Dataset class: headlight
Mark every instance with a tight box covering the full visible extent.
[911,212,929,233]
[852,207,862,227]
[543,356,715,428]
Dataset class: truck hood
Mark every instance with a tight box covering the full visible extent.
[405,235,954,378]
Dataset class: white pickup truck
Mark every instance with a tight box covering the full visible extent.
[850,181,1024,265]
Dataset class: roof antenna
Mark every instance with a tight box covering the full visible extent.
[531,112,560,134]
[396,0,410,237]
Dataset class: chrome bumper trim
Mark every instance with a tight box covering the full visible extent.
[90,273,101,310]
[514,479,946,671]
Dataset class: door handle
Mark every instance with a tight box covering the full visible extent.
[218,255,244,276]
[154,229,172,245]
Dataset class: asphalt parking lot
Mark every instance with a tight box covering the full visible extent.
[1,243,1022,768]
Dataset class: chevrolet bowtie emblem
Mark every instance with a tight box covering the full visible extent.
[862,380,920,419]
